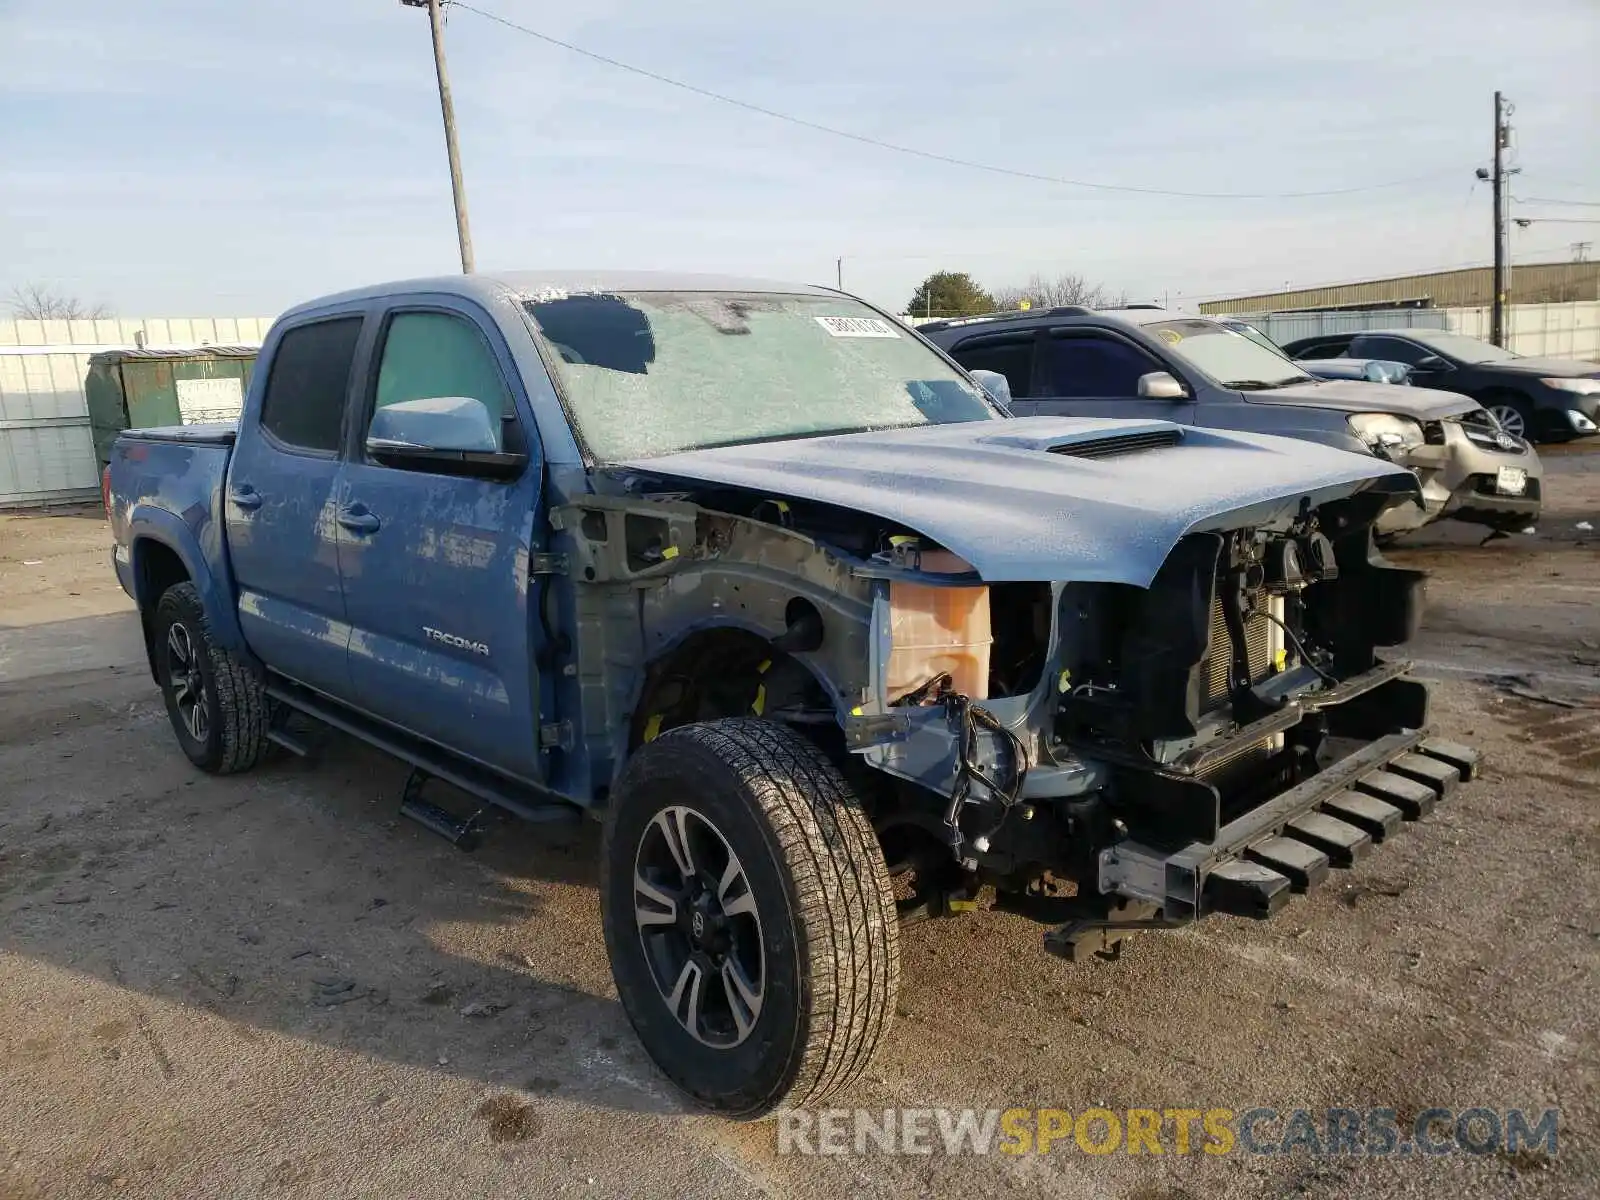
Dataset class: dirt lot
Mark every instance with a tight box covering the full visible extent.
[2,447,1597,1200]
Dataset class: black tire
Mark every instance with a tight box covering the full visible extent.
[601,718,899,1119]
[153,582,270,774]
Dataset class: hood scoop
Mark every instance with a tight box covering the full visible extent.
[1048,428,1182,459]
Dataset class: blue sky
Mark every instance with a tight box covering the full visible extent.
[3,0,1597,317]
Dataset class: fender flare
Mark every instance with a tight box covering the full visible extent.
[126,504,249,654]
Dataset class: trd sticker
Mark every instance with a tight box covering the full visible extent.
[815,315,900,338]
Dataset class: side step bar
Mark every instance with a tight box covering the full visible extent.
[400,769,488,849]
[264,677,584,834]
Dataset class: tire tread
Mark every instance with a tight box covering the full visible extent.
[605,718,899,1117]
[155,582,270,774]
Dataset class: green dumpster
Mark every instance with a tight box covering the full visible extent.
[85,346,259,466]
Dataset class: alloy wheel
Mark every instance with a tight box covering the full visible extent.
[166,622,210,743]
[633,805,765,1048]
[1487,404,1526,440]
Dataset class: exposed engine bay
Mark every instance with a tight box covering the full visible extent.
[542,416,1467,962]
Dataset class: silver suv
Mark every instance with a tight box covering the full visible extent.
[923,307,1543,535]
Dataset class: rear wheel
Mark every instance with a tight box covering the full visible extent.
[601,718,899,1119]
[153,582,270,774]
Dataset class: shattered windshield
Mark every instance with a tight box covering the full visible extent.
[523,291,998,461]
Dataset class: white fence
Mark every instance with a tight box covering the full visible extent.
[1445,301,1600,360]
[0,316,275,507]
[1228,308,1449,346]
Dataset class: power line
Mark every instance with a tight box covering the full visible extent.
[1518,196,1600,207]
[448,2,1463,202]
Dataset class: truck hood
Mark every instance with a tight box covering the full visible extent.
[1243,378,1478,418]
[620,417,1416,586]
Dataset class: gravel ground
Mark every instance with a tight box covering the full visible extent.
[1,445,1596,1200]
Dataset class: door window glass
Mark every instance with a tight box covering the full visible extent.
[373,311,513,449]
[1036,335,1159,398]
[1353,335,1429,365]
[948,337,1035,399]
[1290,339,1351,360]
[258,317,362,453]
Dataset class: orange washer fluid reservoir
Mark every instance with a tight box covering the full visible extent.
[886,572,992,703]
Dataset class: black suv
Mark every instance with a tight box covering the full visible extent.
[1282,328,1600,443]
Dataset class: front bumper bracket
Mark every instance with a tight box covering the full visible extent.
[1098,735,1481,923]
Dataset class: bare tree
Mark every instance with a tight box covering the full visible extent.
[992,272,1128,311]
[7,283,112,321]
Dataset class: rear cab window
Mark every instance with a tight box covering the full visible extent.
[258,317,363,453]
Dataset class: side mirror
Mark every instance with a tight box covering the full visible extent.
[366,396,527,480]
[1363,361,1410,385]
[1136,371,1188,400]
[968,368,1013,411]
[1413,354,1450,372]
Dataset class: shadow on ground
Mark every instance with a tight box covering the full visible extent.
[0,665,682,1119]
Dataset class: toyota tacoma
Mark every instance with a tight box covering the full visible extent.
[106,271,1478,1119]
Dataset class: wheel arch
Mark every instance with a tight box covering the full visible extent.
[126,505,248,667]
[624,620,845,760]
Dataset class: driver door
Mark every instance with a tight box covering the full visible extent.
[334,300,547,780]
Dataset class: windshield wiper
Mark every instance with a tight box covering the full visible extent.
[1223,377,1317,390]
[687,422,929,452]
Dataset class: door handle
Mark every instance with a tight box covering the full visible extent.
[229,485,263,511]
[337,505,381,535]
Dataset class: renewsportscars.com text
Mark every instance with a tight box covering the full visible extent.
[776,1106,1559,1158]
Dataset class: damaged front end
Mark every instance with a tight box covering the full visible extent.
[849,481,1483,958]
[574,417,1475,964]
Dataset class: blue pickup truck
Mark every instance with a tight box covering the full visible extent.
[107,271,1478,1119]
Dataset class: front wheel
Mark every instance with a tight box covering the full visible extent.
[1482,392,1535,442]
[153,582,270,774]
[601,718,900,1119]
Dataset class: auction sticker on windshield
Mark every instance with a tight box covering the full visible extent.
[816,315,900,338]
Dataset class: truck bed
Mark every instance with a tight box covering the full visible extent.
[119,422,238,447]
[106,426,239,657]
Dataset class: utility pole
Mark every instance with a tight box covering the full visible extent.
[836,257,843,289]
[1490,90,1509,347]
[403,0,474,273]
